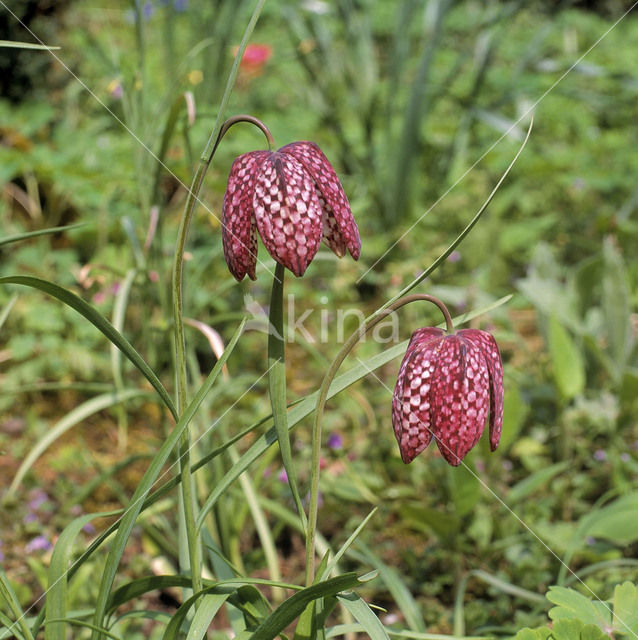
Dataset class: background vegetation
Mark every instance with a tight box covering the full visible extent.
[1,0,637,638]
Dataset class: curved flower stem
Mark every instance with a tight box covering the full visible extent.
[383,118,533,309]
[304,294,453,585]
[268,263,307,530]
[170,0,269,599]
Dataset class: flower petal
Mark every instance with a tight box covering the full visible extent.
[280,141,361,260]
[430,336,490,466]
[407,327,445,351]
[253,152,323,277]
[222,151,268,281]
[458,329,504,451]
[392,335,442,463]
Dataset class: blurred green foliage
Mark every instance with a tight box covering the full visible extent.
[1,0,637,637]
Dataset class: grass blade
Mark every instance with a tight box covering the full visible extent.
[161,588,235,640]
[0,294,17,330]
[336,592,390,640]
[89,318,245,637]
[45,512,119,640]
[0,223,85,247]
[8,389,150,495]
[321,509,377,581]
[348,543,425,633]
[0,275,177,419]
[0,40,60,50]
[185,593,231,640]
[249,574,362,640]
[0,567,35,640]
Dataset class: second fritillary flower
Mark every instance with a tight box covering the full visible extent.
[392,327,504,466]
[222,141,361,280]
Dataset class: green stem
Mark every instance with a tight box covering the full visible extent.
[383,117,533,308]
[305,294,453,585]
[0,569,34,640]
[268,263,307,529]
[170,0,269,599]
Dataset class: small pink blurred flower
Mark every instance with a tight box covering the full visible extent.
[233,43,273,73]
[447,250,461,263]
[28,489,49,510]
[278,469,288,483]
[26,535,52,553]
[327,433,343,450]
[82,522,96,535]
[148,270,159,283]
[92,291,107,305]
[107,79,123,99]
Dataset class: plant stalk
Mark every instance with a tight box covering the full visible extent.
[170,0,269,598]
[268,262,307,528]
[305,294,453,585]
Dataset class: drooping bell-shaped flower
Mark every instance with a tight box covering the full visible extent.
[392,327,504,466]
[222,141,361,280]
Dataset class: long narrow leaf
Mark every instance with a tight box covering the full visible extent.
[45,512,119,640]
[162,588,235,640]
[8,389,149,495]
[0,294,17,330]
[348,544,425,632]
[327,624,486,639]
[0,40,60,50]
[0,276,177,419]
[336,593,390,640]
[90,319,246,637]
[248,574,362,640]
[0,567,35,640]
[321,509,377,581]
[386,119,533,305]
[185,593,231,640]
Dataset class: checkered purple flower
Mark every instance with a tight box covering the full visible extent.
[222,141,361,280]
[392,328,504,466]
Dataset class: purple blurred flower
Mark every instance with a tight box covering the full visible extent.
[26,535,52,553]
[82,522,96,535]
[278,469,288,484]
[174,0,188,11]
[327,433,343,450]
[109,82,123,100]
[593,449,607,462]
[23,513,38,524]
[28,490,49,511]
[447,250,461,263]
[143,1,155,19]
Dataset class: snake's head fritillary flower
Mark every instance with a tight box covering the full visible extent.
[392,328,504,466]
[222,141,361,280]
